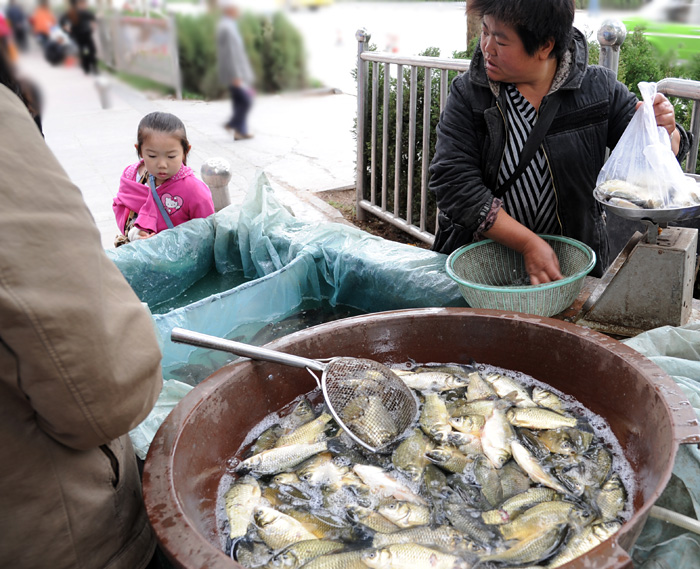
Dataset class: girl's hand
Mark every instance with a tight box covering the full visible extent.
[521,235,563,285]
[136,230,154,239]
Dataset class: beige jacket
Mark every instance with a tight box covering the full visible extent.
[0,85,163,568]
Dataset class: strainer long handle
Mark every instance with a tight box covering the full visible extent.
[170,328,326,372]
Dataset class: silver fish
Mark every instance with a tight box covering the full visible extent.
[275,412,333,447]
[377,500,431,529]
[235,441,328,475]
[391,428,433,482]
[352,464,428,505]
[482,407,514,469]
[506,407,577,430]
[395,370,469,392]
[531,387,565,413]
[361,544,469,569]
[483,373,536,407]
[511,440,568,494]
[547,520,622,568]
[481,487,559,525]
[267,539,345,569]
[479,525,565,565]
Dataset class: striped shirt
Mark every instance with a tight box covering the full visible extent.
[497,84,559,234]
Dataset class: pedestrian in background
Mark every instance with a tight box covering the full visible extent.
[62,0,97,74]
[5,0,29,52]
[30,0,56,48]
[217,0,255,140]
[0,78,163,569]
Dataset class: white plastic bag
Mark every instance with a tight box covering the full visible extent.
[596,82,698,209]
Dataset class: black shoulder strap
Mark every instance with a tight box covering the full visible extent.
[493,94,561,199]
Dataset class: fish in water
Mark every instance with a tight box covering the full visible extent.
[220,361,629,569]
[254,505,319,550]
[275,412,334,447]
[267,539,346,569]
[481,407,514,469]
[235,441,328,475]
[224,475,261,538]
[377,500,431,529]
[362,544,471,569]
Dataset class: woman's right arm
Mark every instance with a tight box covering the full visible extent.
[484,209,562,285]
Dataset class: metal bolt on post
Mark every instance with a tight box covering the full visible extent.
[598,19,627,76]
[201,158,232,212]
[356,28,371,222]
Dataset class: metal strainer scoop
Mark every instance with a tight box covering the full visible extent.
[170,328,419,452]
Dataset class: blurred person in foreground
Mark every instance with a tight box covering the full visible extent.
[217,0,255,140]
[62,0,97,74]
[429,0,691,283]
[0,27,42,132]
[0,61,163,568]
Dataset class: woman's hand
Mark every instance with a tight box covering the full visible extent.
[520,234,563,285]
[637,93,680,154]
[483,209,563,285]
[136,230,154,239]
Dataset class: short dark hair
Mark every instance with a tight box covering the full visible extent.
[468,0,575,60]
[136,112,190,165]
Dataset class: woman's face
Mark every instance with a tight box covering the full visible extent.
[480,15,542,84]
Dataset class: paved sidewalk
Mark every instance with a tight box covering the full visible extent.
[18,50,357,249]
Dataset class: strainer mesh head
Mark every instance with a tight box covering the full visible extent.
[322,358,418,451]
[447,236,595,317]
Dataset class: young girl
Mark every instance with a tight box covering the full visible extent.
[113,111,215,246]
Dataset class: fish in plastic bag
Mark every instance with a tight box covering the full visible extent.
[595,81,699,210]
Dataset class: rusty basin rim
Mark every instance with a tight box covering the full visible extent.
[143,307,700,569]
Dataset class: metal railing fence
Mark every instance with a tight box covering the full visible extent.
[354,26,700,245]
[354,29,469,245]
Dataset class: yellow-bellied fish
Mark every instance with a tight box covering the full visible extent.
[254,505,319,550]
[224,475,261,538]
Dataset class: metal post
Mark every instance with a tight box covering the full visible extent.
[598,19,627,76]
[201,158,232,212]
[355,29,370,222]
[170,14,183,100]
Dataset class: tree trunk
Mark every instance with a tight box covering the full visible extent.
[467,11,481,50]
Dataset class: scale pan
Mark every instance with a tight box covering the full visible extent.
[595,174,700,223]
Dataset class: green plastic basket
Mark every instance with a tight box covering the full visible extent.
[446,235,596,317]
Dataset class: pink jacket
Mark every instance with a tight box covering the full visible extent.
[113,161,215,235]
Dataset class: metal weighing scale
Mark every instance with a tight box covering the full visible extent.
[575,188,700,337]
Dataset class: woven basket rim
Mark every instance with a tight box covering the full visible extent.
[445,235,597,293]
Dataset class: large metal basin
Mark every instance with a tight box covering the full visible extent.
[143,307,700,569]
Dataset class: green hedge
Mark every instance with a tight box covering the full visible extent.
[175,10,307,99]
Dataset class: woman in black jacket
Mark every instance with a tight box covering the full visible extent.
[429,0,690,281]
